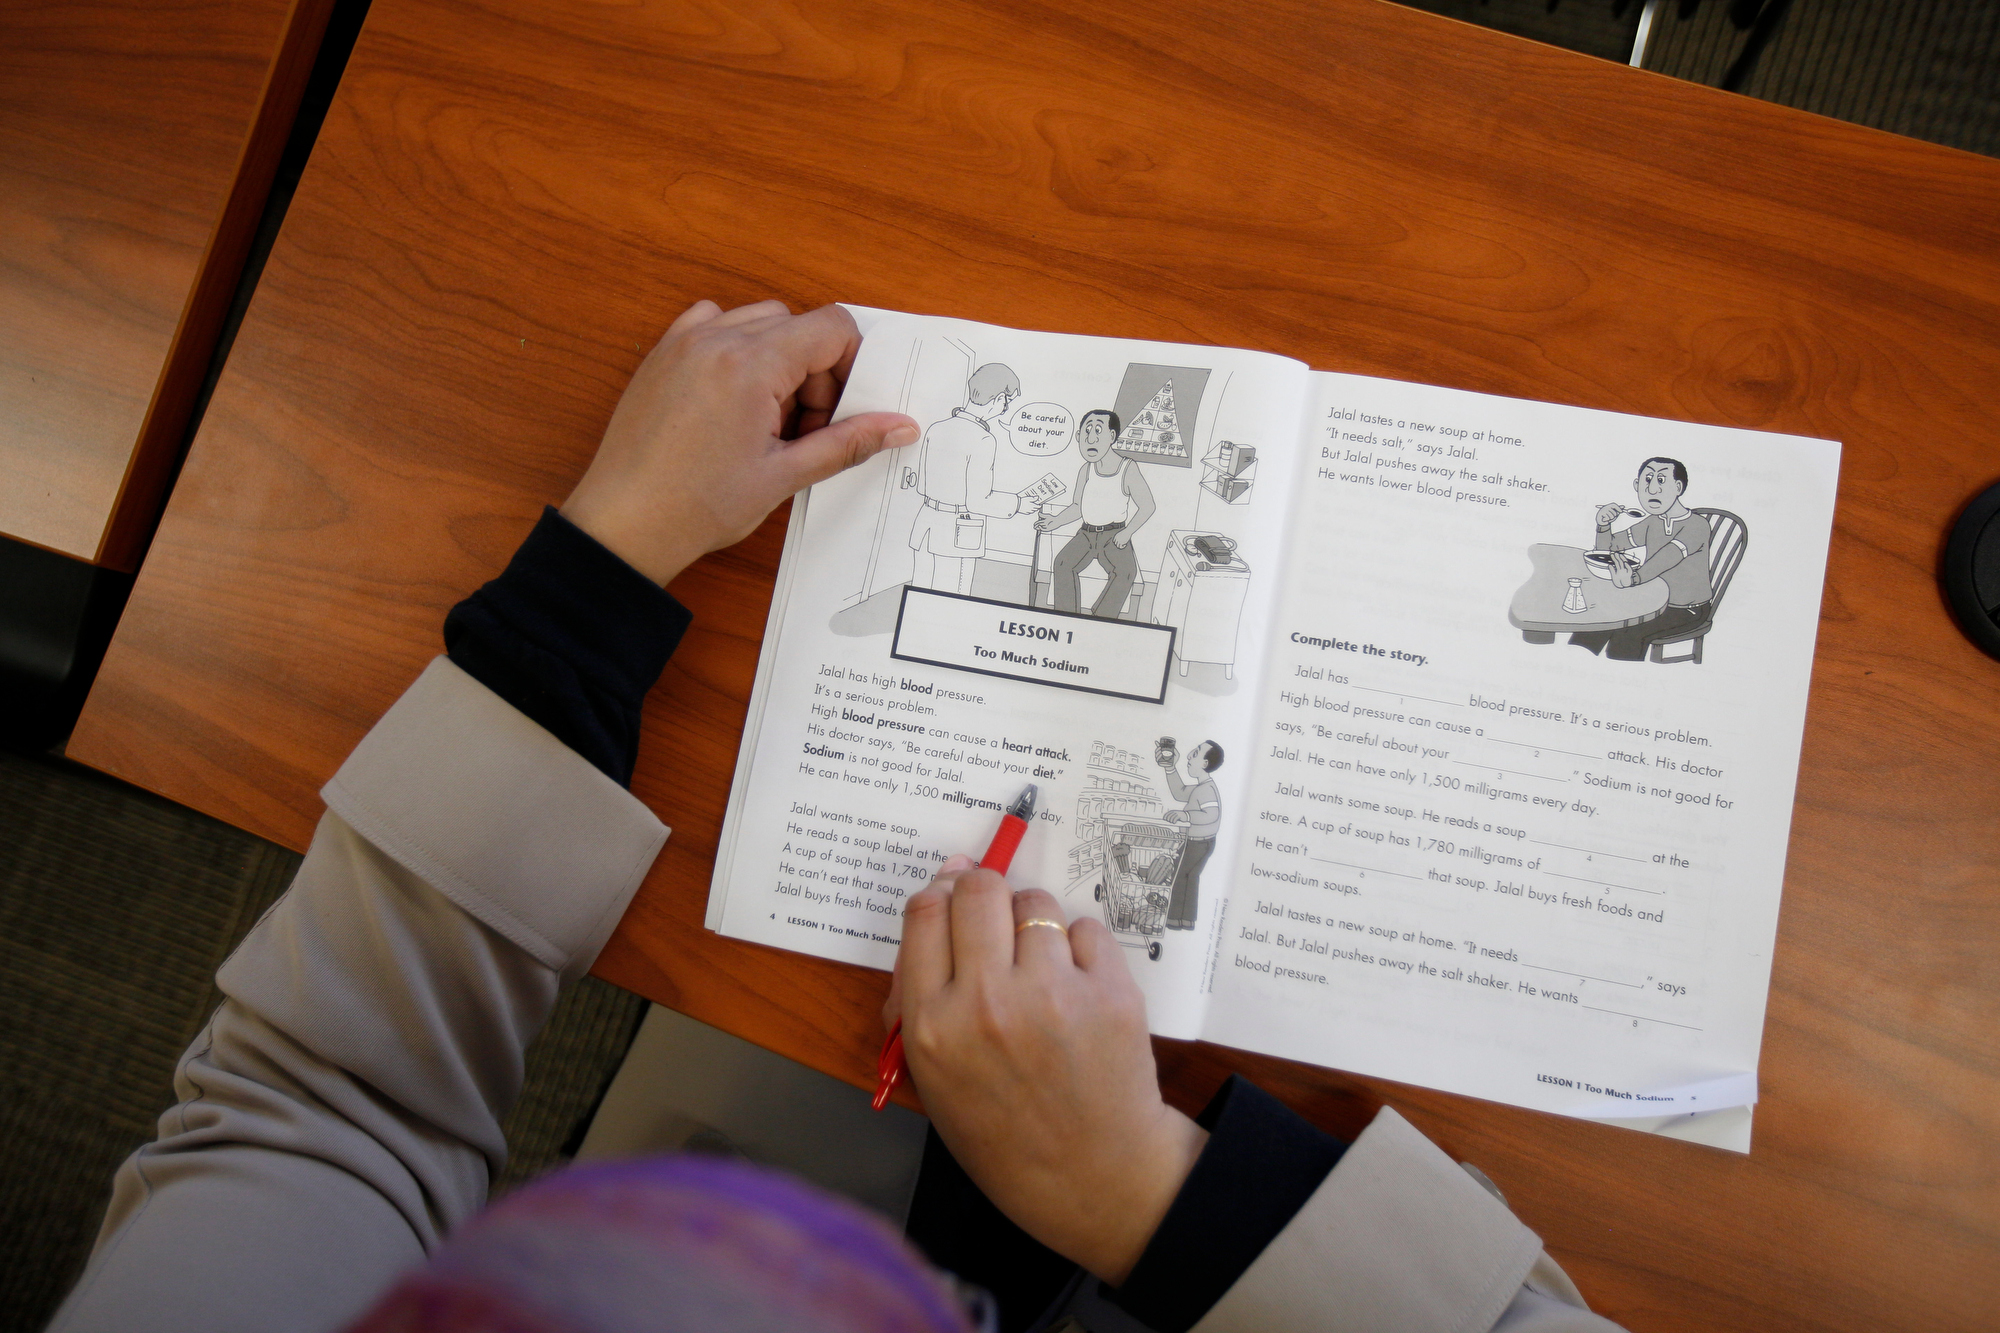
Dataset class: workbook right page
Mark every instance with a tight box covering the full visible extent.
[1199,370,1839,1142]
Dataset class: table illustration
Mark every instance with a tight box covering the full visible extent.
[1508,543,1668,642]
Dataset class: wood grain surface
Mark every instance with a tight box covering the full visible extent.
[0,0,332,567]
[68,0,2000,1326]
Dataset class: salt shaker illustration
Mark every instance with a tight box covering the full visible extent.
[1562,577,1588,614]
[1155,736,1178,767]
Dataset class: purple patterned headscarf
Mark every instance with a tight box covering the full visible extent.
[345,1155,980,1333]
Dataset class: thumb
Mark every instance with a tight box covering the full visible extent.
[779,412,920,491]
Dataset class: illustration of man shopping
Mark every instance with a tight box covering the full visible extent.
[1158,738,1223,931]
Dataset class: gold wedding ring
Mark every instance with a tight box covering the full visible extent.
[1015,918,1068,936]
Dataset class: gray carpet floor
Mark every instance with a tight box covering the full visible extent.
[1397,0,2000,158]
[0,749,645,1332]
[1645,0,2000,158]
[1394,0,1646,63]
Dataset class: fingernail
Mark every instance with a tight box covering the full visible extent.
[940,853,975,873]
[886,424,920,448]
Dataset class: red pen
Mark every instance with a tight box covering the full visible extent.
[873,783,1038,1111]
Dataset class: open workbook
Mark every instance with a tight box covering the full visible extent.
[708,309,1840,1152]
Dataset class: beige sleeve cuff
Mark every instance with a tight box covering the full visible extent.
[1194,1107,1543,1333]
[321,655,668,981]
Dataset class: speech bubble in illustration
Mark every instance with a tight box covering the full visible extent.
[1004,403,1074,455]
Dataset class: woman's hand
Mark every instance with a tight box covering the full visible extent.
[562,300,919,586]
[886,859,1207,1287]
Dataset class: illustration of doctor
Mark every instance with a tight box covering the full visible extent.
[909,362,1023,596]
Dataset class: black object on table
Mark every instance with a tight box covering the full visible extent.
[1942,479,2000,662]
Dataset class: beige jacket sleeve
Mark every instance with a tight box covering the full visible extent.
[50,658,668,1333]
[1192,1107,1626,1333]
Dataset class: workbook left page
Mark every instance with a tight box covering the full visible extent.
[709,312,1307,1039]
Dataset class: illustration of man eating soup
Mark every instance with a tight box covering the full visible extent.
[1570,456,1713,661]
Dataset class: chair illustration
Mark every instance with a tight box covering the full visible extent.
[1650,508,1747,665]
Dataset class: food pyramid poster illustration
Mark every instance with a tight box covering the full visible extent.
[1110,363,1210,468]
[1120,381,1181,457]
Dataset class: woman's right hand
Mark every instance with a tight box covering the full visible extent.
[884,863,1206,1287]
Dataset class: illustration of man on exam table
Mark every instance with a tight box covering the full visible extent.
[1020,364,1259,683]
[1069,736,1223,961]
[1508,456,1748,664]
[1034,409,1157,618]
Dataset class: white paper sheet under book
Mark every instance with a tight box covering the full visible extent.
[708,308,1841,1154]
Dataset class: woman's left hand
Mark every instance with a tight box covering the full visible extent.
[562,300,918,586]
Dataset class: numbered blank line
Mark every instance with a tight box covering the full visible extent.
[1311,856,1422,881]
[1543,869,1665,896]
[1352,684,1463,708]
[1583,1005,1702,1032]
[1531,838,1647,864]
[1448,759,1569,784]
[1485,736,1601,761]
[1520,962,1643,989]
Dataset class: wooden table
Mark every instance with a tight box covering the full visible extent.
[0,0,332,568]
[67,0,2000,1326]
[1509,543,1668,638]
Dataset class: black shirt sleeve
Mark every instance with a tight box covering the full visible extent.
[1104,1076,1349,1333]
[905,1127,1085,1333]
[442,506,691,787]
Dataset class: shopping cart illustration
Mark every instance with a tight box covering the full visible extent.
[1092,817,1186,962]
